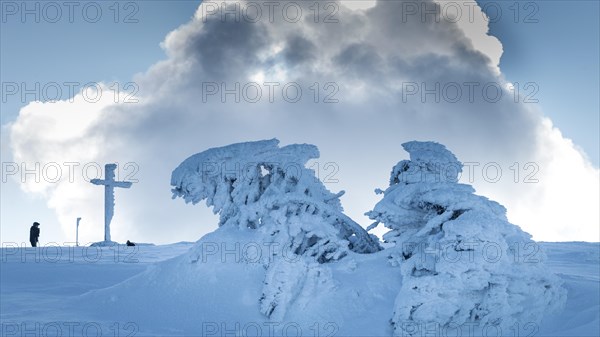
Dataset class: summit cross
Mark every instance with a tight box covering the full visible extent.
[91,164,132,242]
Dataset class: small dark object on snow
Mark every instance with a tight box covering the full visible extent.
[29,222,40,247]
[126,240,135,247]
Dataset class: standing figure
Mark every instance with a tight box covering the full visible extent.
[29,222,40,247]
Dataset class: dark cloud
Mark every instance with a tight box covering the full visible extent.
[182,14,270,79]
[282,34,316,66]
[334,43,383,78]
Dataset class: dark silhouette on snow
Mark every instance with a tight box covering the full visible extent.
[126,240,135,247]
[29,222,40,247]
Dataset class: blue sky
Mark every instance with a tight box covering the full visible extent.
[1,0,201,123]
[1,0,598,245]
[479,0,599,164]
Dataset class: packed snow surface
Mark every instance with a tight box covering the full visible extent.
[0,241,598,336]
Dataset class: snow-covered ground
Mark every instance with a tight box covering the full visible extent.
[1,238,598,336]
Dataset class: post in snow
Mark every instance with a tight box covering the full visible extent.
[76,217,81,246]
[91,164,132,243]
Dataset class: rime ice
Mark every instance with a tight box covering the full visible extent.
[172,139,381,318]
[91,163,132,244]
[367,141,567,336]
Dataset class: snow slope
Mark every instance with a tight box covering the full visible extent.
[1,238,598,336]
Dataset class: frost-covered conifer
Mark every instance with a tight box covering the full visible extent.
[367,141,566,336]
[171,139,380,319]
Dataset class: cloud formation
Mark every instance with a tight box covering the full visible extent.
[7,0,598,243]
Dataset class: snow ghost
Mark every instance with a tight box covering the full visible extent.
[171,139,380,319]
[367,141,566,336]
[171,139,565,328]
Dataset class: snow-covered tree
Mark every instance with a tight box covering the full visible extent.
[367,141,566,336]
[171,139,380,319]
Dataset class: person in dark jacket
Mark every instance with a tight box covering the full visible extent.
[29,222,40,247]
[126,240,135,247]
